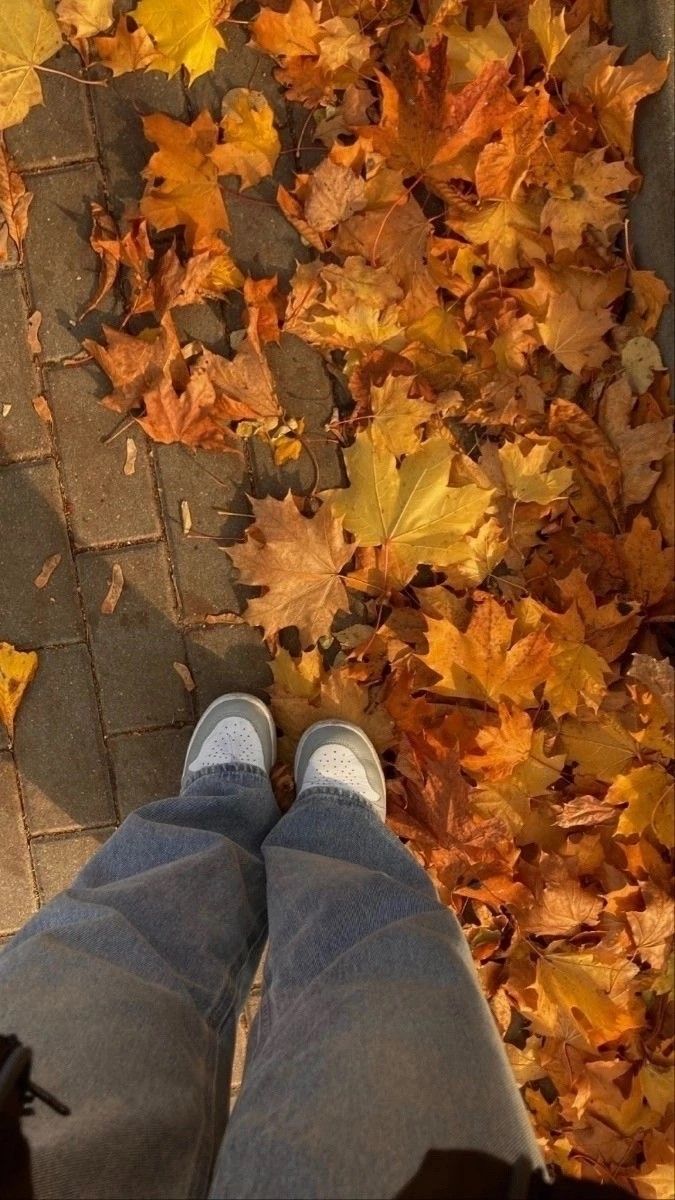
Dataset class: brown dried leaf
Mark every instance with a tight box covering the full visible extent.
[101,563,124,615]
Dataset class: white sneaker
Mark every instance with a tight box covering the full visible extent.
[181,693,276,790]
[294,721,387,820]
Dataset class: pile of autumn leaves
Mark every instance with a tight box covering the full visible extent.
[1,0,674,1192]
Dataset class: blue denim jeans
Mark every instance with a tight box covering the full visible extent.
[0,766,542,1198]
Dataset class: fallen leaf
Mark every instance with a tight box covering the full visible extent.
[328,431,493,586]
[56,0,113,38]
[140,110,229,246]
[134,0,229,83]
[0,642,38,738]
[0,136,32,256]
[607,765,674,847]
[123,437,137,477]
[94,14,159,75]
[422,594,552,708]
[537,292,613,375]
[250,0,320,59]
[27,310,42,354]
[226,496,353,647]
[211,88,280,189]
[32,394,51,423]
[172,661,195,692]
[621,336,664,395]
[304,158,366,232]
[101,563,124,614]
[528,0,569,69]
[0,0,62,130]
[33,553,61,589]
[599,377,672,506]
[180,499,192,534]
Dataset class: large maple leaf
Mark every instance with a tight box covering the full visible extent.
[421,592,552,708]
[227,497,353,647]
[327,431,493,587]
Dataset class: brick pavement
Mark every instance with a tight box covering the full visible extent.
[0,25,338,1095]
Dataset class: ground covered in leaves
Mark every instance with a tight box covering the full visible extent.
[0,1,673,1193]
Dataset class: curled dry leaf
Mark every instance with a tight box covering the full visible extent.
[123,437,137,476]
[32,395,52,424]
[173,661,195,692]
[100,563,124,614]
[26,310,42,355]
[0,136,32,258]
[180,499,192,534]
[33,553,61,589]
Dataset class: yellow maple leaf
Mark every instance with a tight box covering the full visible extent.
[528,0,570,69]
[607,765,674,847]
[537,292,613,375]
[450,198,545,271]
[561,713,638,782]
[498,439,574,507]
[135,0,229,83]
[367,376,433,456]
[535,951,642,1049]
[211,89,280,189]
[585,53,670,156]
[0,0,62,130]
[444,10,515,86]
[0,641,38,739]
[421,593,552,708]
[328,431,493,586]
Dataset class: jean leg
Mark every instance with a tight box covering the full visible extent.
[211,787,542,1200]
[0,765,279,1200]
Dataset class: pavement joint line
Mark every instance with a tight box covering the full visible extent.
[106,720,196,738]
[3,751,42,920]
[29,822,117,844]
[17,242,121,829]
[71,534,165,555]
[22,157,100,181]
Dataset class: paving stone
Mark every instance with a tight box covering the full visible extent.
[189,24,287,123]
[0,272,49,464]
[24,164,116,361]
[110,727,193,819]
[77,543,192,733]
[249,433,345,499]
[47,364,162,547]
[267,334,333,423]
[0,460,83,646]
[155,444,250,622]
[32,828,114,905]
[0,755,37,935]
[173,302,229,353]
[5,46,97,169]
[14,645,114,835]
[226,180,310,284]
[92,71,187,215]
[185,624,270,713]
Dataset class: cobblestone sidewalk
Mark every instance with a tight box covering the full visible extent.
[0,25,342,1093]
